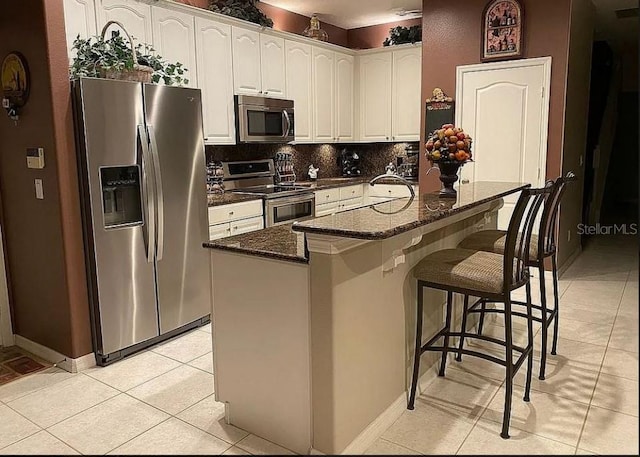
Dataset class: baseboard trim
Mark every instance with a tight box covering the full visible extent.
[14,335,96,373]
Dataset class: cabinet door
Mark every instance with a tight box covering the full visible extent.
[335,52,354,142]
[285,41,313,143]
[359,52,392,142]
[315,202,340,217]
[340,197,364,212]
[392,47,422,141]
[312,47,335,142]
[230,216,265,236]
[151,7,197,87]
[63,0,97,62]
[209,223,231,240]
[232,27,261,95]
[196,17,235,144]
[260,34,286,97]
[97,0,153,46]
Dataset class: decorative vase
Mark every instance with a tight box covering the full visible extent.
[437,162,461,198]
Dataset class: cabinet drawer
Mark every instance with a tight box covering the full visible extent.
[230,216,264,235]
[339,184,364,200]
[208,200,263,225]
[314,187,341,204]
[368,184,415,199]
[315,201,340,217]
[209,222,231,240]
[339,196,364,212]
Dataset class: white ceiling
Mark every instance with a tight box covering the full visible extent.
[260,0,422,29]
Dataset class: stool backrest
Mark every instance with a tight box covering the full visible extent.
[504,182,554,290]
[539,171,577,257]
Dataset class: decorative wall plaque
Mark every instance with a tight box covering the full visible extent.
[481,0,524,62]
[1,52,30,121]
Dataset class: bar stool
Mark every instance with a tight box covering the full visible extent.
[458,172,575,380]
[407,184,552,439]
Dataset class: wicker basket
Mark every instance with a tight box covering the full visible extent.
[98,21,154,84]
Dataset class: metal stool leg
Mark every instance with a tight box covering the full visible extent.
[538,265,549,380]
[408,282,424,410]
[456,295,470,362]
[551,253,560,355]
[501,295,514,439]
[439,291,454,377]
[477,299,486,335]
[524,280,534,402]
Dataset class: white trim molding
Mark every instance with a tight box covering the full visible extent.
[14,335,96,373]
[0,223,13,347]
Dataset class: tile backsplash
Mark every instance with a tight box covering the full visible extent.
[206,142,417,181]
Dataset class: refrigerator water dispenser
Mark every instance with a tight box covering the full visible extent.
[100,166,143,229]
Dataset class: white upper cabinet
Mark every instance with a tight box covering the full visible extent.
[392,47,422,141]
[312,47,335,142]
[359,52,393,142]
[63,0,97,62]
[232,27,262,96]
[151,7,197,87]
[195,17,236,144]
[285,40,313,143]
[334,52,354,142]
[260,35,286,97]
[96,0,153,46]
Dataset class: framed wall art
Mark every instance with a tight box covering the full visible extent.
[481,0,524,62]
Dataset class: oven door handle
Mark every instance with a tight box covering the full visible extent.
[269,194,315,207]
[282,110,291,138]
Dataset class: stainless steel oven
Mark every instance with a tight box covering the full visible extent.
[235,95,295,143]
[265,193,315,227]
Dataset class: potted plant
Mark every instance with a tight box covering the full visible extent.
[425,124,473,197]
[208,0,273,27]
[383,25,422,46]
[70,22,189,86]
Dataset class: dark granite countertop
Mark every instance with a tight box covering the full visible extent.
[207,192,263,207]
[292,182,529,240]
[204,224,308,264]
[294,176,419,190]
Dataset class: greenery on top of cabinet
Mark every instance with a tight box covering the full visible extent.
[208,0,274,28]
[383,26,422,47]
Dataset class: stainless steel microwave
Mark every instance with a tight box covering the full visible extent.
[235,95,295,143]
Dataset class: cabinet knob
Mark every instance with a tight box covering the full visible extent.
[229,211,234,215]
[264,91,269,95]
[386,137,389,140]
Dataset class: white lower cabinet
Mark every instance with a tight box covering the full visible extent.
[367,184,417,204]
[315,202,340,217]
[315,184,367,216]
[339,197,364,212]
[230,216,264,235]
[209,223,232,241]
[208,200,264,240]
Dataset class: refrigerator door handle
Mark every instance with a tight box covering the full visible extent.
[147,125,165,261]
[138,124,155,263]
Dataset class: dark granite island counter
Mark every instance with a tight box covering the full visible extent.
[205,182,527,455]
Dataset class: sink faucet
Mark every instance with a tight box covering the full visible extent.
[369,174,416,198]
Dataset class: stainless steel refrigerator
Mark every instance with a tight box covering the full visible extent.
[73,78,211,365]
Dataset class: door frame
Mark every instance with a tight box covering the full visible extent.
[455,56,552,187]
[0,222,14,347]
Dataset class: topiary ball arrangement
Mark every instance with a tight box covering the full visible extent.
[209,0,274,28]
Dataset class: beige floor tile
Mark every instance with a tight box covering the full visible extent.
[235,434,295,455]
[6,374,118,428]
[552,318,612,347]
[608,319,639,353]
[48,394,168,455]
[0,367,76,404]
[561,280,626,309]
[457,417,576,455]
[84,351,181,391]
[177,395,248,445]
[0,404,40,449]
[364,438,421,455]
[579,406,639,455]
[152,330,213,363]
[600,348,639,381]
[617,281,638,317]
[558,301,618,326]
[482,385,589,446]
[591,373,639,417]
[381,403,475,455]
[539,337,606,373]
[420,366,502,422]
[109,417,231,455]
[127,365,214,415]
[222,446,251,455]
[188,353,214,374]
[575,448,597,455]
[0,430,78,455]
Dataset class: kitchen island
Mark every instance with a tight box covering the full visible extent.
[204,182,528,455]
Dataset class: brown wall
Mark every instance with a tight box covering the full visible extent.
[558,0,595,266]
[0,0,92,358]
[348,18,422,50]
[417,0,576,261]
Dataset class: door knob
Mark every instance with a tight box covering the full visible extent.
[461,179,470,184]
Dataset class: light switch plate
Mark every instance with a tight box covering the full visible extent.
[35,179,44,199]
[27,148,45,169]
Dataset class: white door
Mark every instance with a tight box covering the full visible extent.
[63,0,97,62]
[285,41,313,143]
[392,47,422,142]
[456,57,551,230]
[196,17,235,144]
[359,52,392,142]
[312,47,335,142]
[97,0,153,46]
[232,27,261,95]
[335,52,354,142]
[151,7,197,87]
[260,34,286,97]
